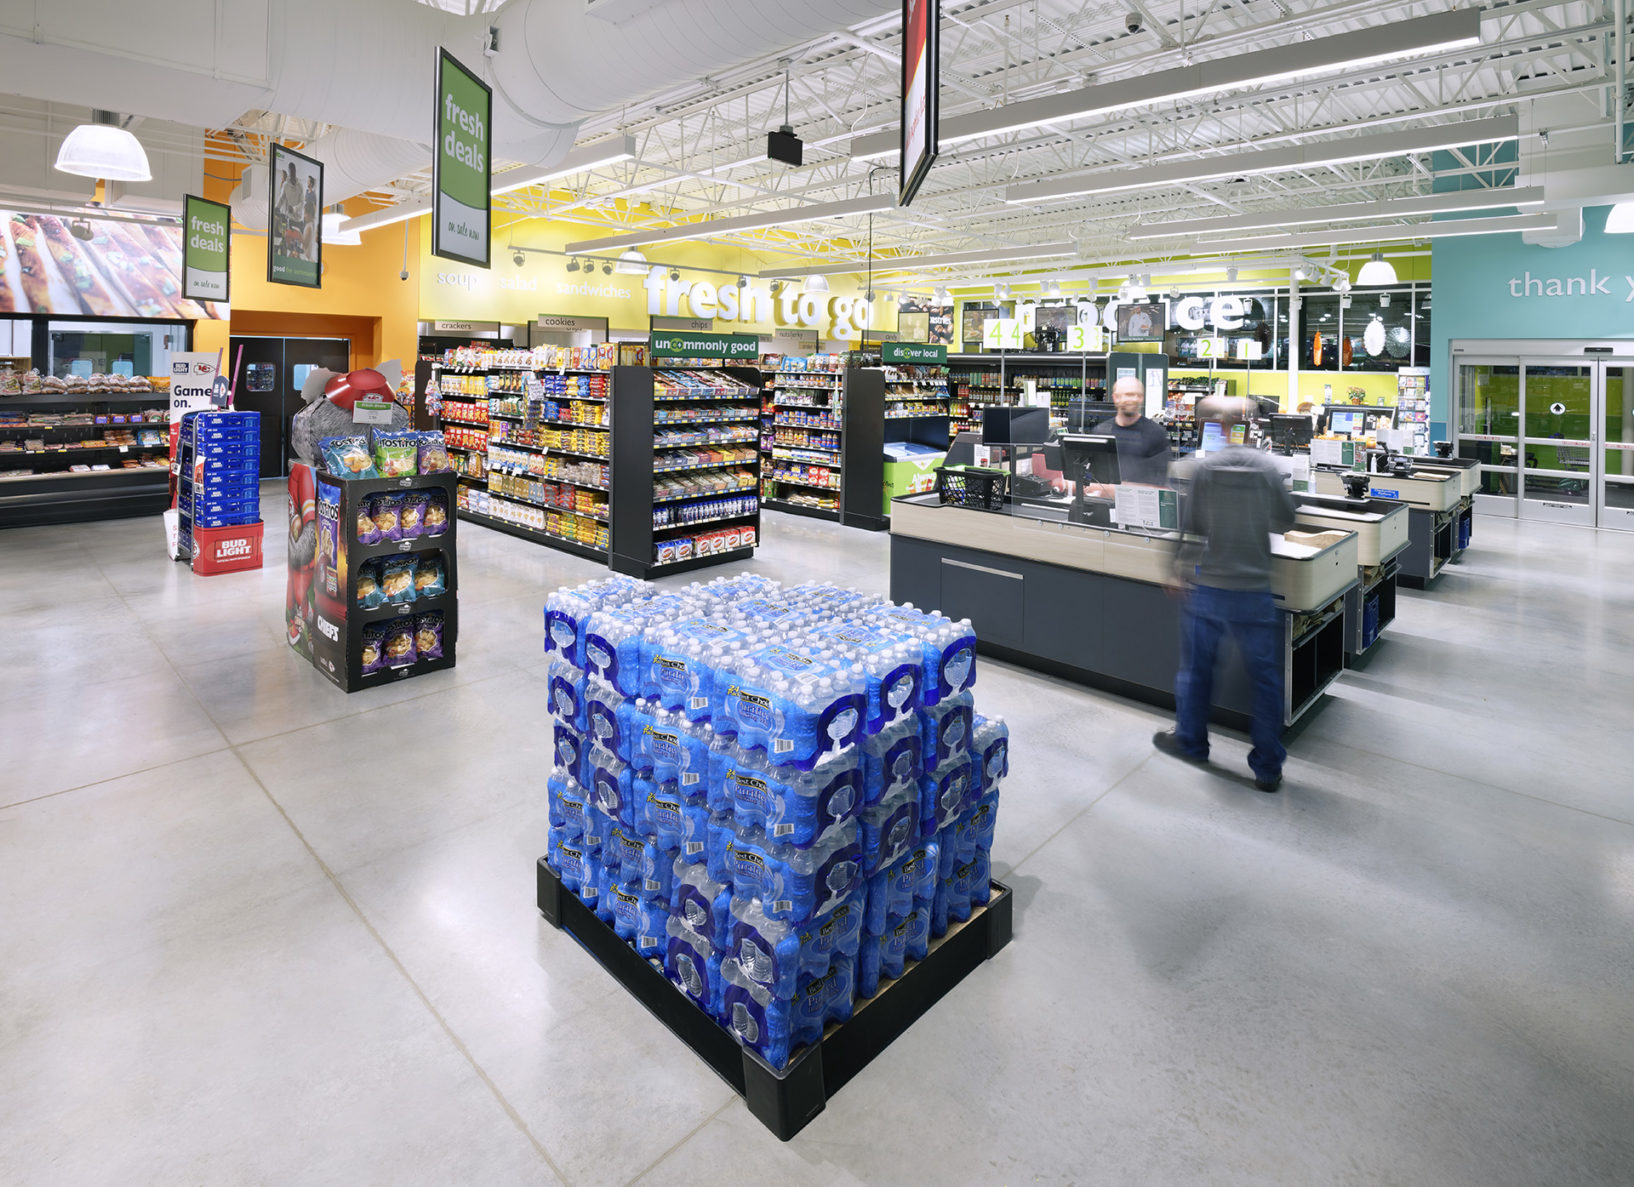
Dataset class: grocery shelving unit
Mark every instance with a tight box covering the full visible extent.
[878,362,952,520]
[609,364,762,577]
[762,363,846,521]
[307,470,459,692]
[0,389,173,527]
[946,351,1109,436]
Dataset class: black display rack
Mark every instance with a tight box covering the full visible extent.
[762,365,846,522]
[308,470,459,692]
[0,392,172,527]
[608,364,762,578]
[536,857,1013,1141]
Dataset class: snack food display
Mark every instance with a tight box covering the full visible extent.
[320,435,379,479]
[361,622,388,675]
[369,492,402,541]
[356,561,386,610]
[383,618,417,667]
[412,553,446,599]
[415,612,445,659]
[356,501,381,546]
[400,491,429,539]
[373,431,418,478]
[380,555,417,603]
[424,491,450,536]
[417,432,453,474]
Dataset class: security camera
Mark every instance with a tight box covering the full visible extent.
[399,268,409,281]
[512,251,525,266]
[1125,11,1142,33]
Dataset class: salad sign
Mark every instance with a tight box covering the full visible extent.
[433,48,492,268]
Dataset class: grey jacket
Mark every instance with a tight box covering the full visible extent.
[1175,445,1296,590]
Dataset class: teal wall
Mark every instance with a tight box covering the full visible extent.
[1430,204,1634,435]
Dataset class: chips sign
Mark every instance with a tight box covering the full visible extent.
[649,332,759,360]
[433,49,492,268]
[182,194,230,303]
[882,342,946,364]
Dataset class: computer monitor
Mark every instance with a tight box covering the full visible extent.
[945,431,980,468]
[1058,434,1122,487]
[1326,407,1364,436]
[1199,420,1229,453]
[1267,413,1313,449]
[982,405,1051,446]
[1325,404,1396,436]
[1065,398,1117,433]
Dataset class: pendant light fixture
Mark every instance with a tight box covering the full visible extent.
[1356,250,1398,285]
[55,110,151,182]
[1604,202,1634,233]
[614,248,648,275]
[804,274,831,292]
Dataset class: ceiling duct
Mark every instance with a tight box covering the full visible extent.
[0,0,893,212]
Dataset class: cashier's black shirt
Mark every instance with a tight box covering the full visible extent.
[1091,415,1173,486]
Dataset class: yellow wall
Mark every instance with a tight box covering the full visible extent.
[1170,368,1402,411]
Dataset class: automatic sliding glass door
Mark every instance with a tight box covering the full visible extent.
[1456,361,1520,517]
[1602,362,1634,529]
[1518,363,1596,527]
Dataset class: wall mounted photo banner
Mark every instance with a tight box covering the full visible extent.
[182,194,230,303]
[0,209,223,318]
[433,48,492,268]
[900,0,940,206]
[268,143,322,288]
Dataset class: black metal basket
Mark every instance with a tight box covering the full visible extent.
[935,466,1008,511]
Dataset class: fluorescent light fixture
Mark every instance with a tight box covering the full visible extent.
[565,193,895,253]
[1127,185,1546,240]
[1006,115,1518,205]
[55,112,151,182]
[614,248,648,275]
[764,241,1076,279]
[320,210,361,246]
[1202,212,1559,252]
[340,197,432,235]
[1605,202,1634,233]
[852,9,1481,161]
[491,135,638,196]
[1357,251,1398,285]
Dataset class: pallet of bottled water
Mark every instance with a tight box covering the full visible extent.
[542,573,1007,1071]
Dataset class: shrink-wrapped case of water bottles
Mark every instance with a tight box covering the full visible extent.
[543,573,1006,1069]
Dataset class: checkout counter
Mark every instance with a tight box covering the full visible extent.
[1291,487,1410,662]
[889,486,1358,732]
[1414,454,1477,562]
[1312,458,1461,588]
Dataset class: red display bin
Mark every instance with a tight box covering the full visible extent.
[192,520,264,575]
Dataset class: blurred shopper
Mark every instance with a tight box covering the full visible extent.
[1153,395,1295,791]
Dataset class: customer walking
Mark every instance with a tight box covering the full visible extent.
[1153,395,1295,791]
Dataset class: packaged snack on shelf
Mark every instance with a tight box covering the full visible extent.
[373,431,419,477]
[356,499,382,546]
[357,560,387,610]
[424,489,449,536]
[416,431,453,474]
[361,622,388,675]
[415,612,445,660]
[319,435,378,479]
[369,492,403,541]
[413,553,447,599]
[400,490,430,539]
[380,555,418,603]
[382,617,418,667]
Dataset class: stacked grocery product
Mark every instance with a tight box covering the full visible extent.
[543,575,1006,1070]
[439,344,625,372]
[175,410,261,570]
[763,363,845,516]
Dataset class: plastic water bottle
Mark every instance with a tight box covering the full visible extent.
[920,689,974,770]
[544,575,643,667]
[548,656,588,731]
[866,605,977,705]
[720,952,856,1070]
[811,621,922,733]
[920,755,975,840]
[670,858,732,951]
[858,779,920,878]
[548,770,593,840]
[606,881,669,957]
[709,818,862,924]
[635,707,710,793]
[857,904,931,998]
[714,642,866,770]
[971,715,1010,797]
[860,713,923,806]
[864,839,939,934]
[585,680,644,763]
[553,721,588,788]
[586,742,634,829]
[641,618,747,719]
[665,919,724,1018]
[634,778,709,858]
[721,747,861,849]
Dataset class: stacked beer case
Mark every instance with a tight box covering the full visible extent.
[175,410,262,570]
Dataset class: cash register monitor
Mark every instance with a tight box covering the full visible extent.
[1267,413,1313,448]
[1058,434,1122,488]
[945,431,980,468]
[1326,408,1365,436]
[1199,420,1230,453]
[982,405,1050,446]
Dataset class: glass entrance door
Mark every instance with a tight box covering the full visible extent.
[1603,362,1634,529]
[1518,362,1596,526]
[1456,361,1521,516]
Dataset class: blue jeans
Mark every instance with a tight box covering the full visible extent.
[1174,584,1286,784]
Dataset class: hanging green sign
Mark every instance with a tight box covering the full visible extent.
[433,48,491,268]
[882,341,946,364]
[649,331,759,360]
[182,194,230,303]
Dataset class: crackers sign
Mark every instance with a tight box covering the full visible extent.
[433,49,492,269]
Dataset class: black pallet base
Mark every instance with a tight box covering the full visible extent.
[536,857,1012,1141]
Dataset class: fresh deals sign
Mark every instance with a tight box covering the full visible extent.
[182,194,230,303]
[433,49,491,268]
[642,271,875,340]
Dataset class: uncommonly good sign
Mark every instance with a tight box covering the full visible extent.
[882,342,946,364]
[649,332,759,360]
[433,49,492,268]
[182,194,230,303]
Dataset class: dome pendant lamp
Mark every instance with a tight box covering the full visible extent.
[1356,250,1398,286]
[55,110,151,182]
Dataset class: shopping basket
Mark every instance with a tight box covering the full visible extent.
[935,465,1009,511]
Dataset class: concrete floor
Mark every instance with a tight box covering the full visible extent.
[3,494,1633,1185]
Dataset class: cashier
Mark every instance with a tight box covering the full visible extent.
[1087,376,1173,493]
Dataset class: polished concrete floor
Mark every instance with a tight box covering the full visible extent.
[3,495,1634,1185]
